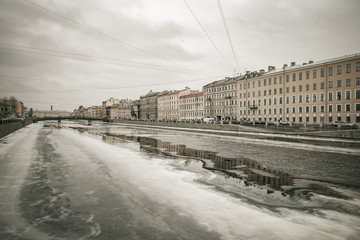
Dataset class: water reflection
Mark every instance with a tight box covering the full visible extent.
[102,134,293,189]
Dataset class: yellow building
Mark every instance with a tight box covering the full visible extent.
[179,91,204,120]
[236,53,360,124]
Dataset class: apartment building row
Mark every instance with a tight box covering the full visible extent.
[203,53,360,124]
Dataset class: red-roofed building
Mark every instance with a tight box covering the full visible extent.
[157,87,191,121]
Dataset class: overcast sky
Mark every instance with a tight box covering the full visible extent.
[0,0,359,111]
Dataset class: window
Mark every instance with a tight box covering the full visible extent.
[306,84,310,91]
[292,86,296,92]
[286,87,289,93]
[292,107,296,113]
[329,116,333,122]
[286,75,289,82]
[279,107,282,114]
[313,83,317,90]
[346,104,350,112]
[274,77,277,84]
[320,106,325,112]
[346,64,351,73]
[299,106,303,113]
[356,104,360,111]
[306,71,309,79]
[329,81,333,88]
[286,107,289,113]
[329,105,333,112]
[329,67,333,76]
[292,73,296,81]
[292,96,296,103]
[337,65,342,75]
[357,62,360,72]
[258,91,261,97]
[274,89,277,95]
[320,93,325,102]
[299,95,303,103]
[269,89,272,95]
[328,92,333,101]
[346,90,351,100]
[279,88,282,94]
[320,68,324,77]
[264,99,267,105]
[344,78,350,86]
[279,76,283,84]
[337,80,341,88]
[264,79,266,86]
[356,90,360,99]
[253,81,255,88]
[299,72,302,80]
[313,93,317,102]
[279,97,282,104]
[357,78,360,85]
[306,94,310,102]
[306,106,310,113]
[269,78,272,85]
[264,90,267,96]
[274,97,277,105]
[313,70,317,78]
[299,85,302,92]
[313,106,317,113]
[269,98,272,105]
[269,108,272,114]
[274,108,277,114]
[337,104,342,112]
[313,116,317,123]
[320,82,324,89]
[337,91,342,100]
[286,96,289,104]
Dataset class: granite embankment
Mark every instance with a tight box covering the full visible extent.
[0,119,33,139]
[112,120,360,139]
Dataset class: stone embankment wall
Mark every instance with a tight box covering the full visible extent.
[0,119,33,139]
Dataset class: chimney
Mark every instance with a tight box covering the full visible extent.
[283,64,288,68]
[259,69,265,74]
[291,62,296,66]
[268,66,275,72]
[309,60,313,64]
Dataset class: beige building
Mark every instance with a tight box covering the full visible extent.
[203,77,238,121]
[179,91,204,120]
[33,110,71,118]
[110,104,132,120]
[102,97,120,107]
[236,53,360,124]
[157,87,191,121]
[88,106,105,119]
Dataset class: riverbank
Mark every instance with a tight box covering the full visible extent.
[0,119,33,139]
[111,119,360,140]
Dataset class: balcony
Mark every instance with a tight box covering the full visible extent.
[225,96,232,99]
[249,105,258,110]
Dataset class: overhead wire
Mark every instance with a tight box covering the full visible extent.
[183,0,234,71]
[0,42,222,76]
[23,0,190,69]
[217,0,240,73]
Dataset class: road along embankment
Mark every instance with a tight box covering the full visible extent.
[0,119,33,139]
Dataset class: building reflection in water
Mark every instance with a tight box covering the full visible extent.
[102,134,293,189]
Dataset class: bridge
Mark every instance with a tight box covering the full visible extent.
[35,117,107,125]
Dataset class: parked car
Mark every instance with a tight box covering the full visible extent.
[332,121,346,127]
[279,120,291,125]
[345,122,358,128]
[267,121,276,125]
[221,120,229,124]
[231,120,240,124]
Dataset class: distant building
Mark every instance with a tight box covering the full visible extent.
[110,104,132,120]
[179,91,204,120]
[33,110,71,118]
[102,97,120,107]
[140,90,160,120]
[203,77,238,121]
[0,97,26,119]
[157,87,191,121]
[88,106,105,119]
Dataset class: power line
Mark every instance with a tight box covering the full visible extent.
[0,42,221,76]
[217,0,240,73]
[0,75,223,91]
[23,0,182,67]
[183,0,234,70]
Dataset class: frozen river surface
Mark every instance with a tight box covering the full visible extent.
[0,122,359,240]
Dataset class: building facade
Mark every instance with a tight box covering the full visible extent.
[236,54,360,124]
[110,104,132,120]
[179,91,204,120]
[157,87,191,121]
[203,77,238,121]
[88,106,105,119]
[140,91,160,120]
